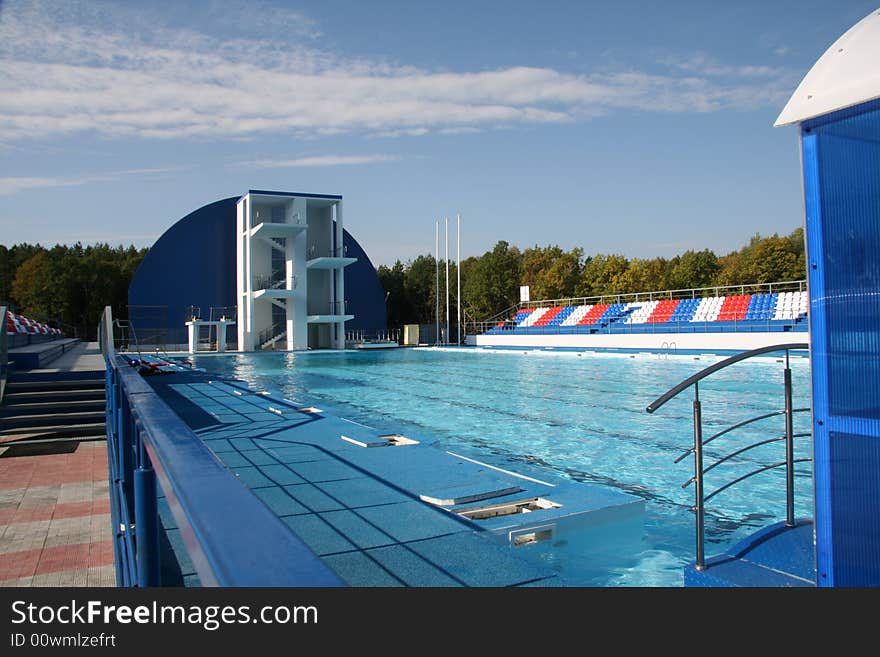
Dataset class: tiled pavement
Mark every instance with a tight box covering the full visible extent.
[0,441,115,586]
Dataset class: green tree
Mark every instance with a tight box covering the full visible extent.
[4,241,147,337]
[669,249,719,290]
[10,252,55,318]
[576,254,629,297]
[615,257,670,294]
[404,254,440,324]
[462,241,522,318]
[0,243,44,305]
[744,235,800,283]
[377,260,408,327]
[521,245,582,300]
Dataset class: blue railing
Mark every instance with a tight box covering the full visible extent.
[1,305,7,403]
[99,306,344,587]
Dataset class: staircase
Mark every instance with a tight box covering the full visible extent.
[257,320,288,351]
[0,372,106,444]
[259,331,287,351]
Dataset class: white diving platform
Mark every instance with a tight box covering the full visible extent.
[185,319,236,353]
[306,256,357,269]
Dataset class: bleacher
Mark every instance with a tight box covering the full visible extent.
[6,310,65,348]
[485,289,809,336]
[5,310,76,369]
[6,310,64,336]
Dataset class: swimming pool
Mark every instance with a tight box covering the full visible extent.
[190,346,813,586]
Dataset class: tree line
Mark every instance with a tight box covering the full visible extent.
[1,228,805,339]
[377,228,806,326]
[0,243,148,339]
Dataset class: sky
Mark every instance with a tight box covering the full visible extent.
[0,0,876,267]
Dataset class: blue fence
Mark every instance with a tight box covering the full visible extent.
[99,306,344,586]
[1,306,7,403]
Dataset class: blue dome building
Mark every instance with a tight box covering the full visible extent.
[128,190,386,350]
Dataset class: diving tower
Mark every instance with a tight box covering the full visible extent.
[236,191,356,351]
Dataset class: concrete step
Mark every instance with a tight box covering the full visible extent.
[6,379,104,393]
[3,388,105,404]
[0,399,106,415]
[0,410,106,429]
[0,434,107,448]
[0,422,106,440]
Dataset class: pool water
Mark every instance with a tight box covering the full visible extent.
[191,346,813,587]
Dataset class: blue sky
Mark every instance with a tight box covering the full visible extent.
[0,0,875,266]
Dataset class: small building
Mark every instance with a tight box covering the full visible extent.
[775,8,880,586]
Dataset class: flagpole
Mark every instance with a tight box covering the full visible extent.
[435,220,439,346]
[445,216,450,346]
[457,213,461,345]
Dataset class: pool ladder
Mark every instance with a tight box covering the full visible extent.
[646,342,811,570]
[659,341,677,359]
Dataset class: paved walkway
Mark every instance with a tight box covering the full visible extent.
[0,441,115,586]
[22,341,105,373]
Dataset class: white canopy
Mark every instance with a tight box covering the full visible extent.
[775,8,880,126]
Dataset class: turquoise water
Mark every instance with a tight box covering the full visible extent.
[191,346,813,586]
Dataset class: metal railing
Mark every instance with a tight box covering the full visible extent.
[209,306,237,322]
[346,328,401,344]
[251,209,305,228]
[517,280,808,312]
[99,306,343,586]
[308,244,348,259]
[645,342,811,570]
[254,271,294,291]
[257,320,287,349]
[1,306,7,404]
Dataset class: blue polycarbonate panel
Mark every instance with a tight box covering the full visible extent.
[802,99,880,586]
[813,105,880,420]
[801,131,834,585]
[829,432,880,585]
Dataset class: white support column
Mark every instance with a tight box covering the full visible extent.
[334,201,345,349]
[217,320,228,352]
[292,198,308,350]
[243,197,255,351]
[187,321,198,354]
[236,198,249,351]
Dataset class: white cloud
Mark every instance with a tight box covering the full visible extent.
[0,167,182,196]
[666,53,787,79]
[0,1,797,143]
[238,154,400,169]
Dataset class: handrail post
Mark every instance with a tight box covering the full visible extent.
[693,381,705,570]
[784,350,796,527]
[134,445,160,587]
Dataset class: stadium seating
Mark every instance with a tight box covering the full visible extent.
[485,287,809,336]
[624,300,659,324]
[647,299,681,323]
[5,310,63,338]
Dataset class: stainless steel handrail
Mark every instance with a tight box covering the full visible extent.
[645,342,811,570]
[646,343,808,413]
